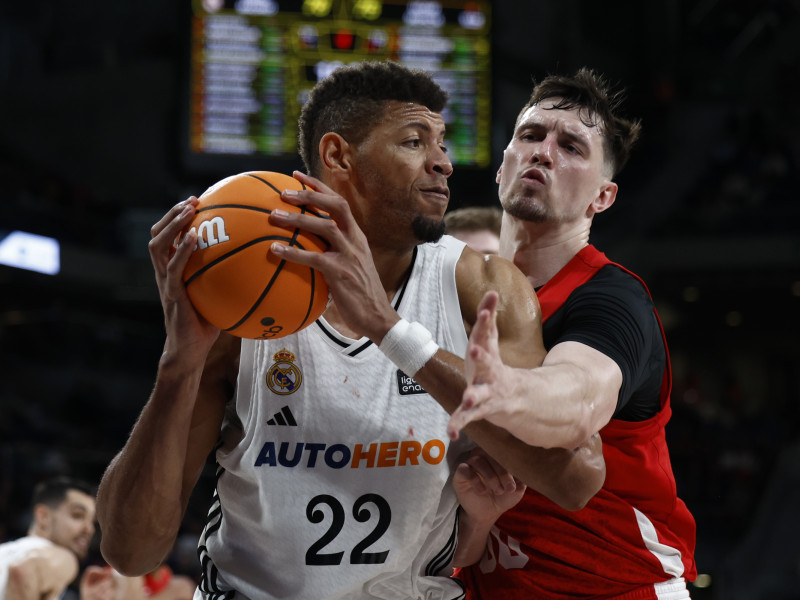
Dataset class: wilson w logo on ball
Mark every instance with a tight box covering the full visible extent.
[183,171,329,339]
[192,216,230,250]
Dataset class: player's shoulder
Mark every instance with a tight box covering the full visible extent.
[455,244,528,288]
[583,265,652,303]
[455,245,538,325]
[27,541,79,576]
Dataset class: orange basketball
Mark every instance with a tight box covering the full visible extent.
[183,171,329,339]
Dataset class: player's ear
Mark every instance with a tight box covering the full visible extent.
[32,504,51,532]
[496,164,503,184]
[319,133,353,179]
[591,180,617,215]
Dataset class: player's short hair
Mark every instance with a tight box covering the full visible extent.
[32,476,96,509]
[517,67,642,178]
[444,206,502,237]
[298,60,449,176]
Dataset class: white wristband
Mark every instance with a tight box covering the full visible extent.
[379,319,439,378]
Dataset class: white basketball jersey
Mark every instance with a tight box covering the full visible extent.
[197,236,472,600]
[0,536,54,599]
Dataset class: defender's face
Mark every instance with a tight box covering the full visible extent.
[497,99,612,225]
[351,101,453,244]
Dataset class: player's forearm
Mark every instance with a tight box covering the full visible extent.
[496,364,601,449]
[453,509,496,568]
[97,356,206,575]
[509,438,605,510]
[416,353,599,508]
[463,354,617,451]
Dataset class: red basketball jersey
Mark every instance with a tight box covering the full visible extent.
[460,245,696,599]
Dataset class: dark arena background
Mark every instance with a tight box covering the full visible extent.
[1,2,799,598]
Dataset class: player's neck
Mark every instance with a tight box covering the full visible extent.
[501,219,590,289]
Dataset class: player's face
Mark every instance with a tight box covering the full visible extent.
[43,490,96,559]
[497,99,616,225]
[351,101,452,245]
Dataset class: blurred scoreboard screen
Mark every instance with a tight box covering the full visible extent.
[187,0,492,169]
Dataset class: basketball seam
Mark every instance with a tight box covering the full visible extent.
[194,204,330,250]
[184,235,307,286]
[196,204,273,215]
[225,256,287,333]
[225,221,305,334]
[246,172,332,220]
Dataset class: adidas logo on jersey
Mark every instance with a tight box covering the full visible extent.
[267,406,297,426]
[396,370,426,396]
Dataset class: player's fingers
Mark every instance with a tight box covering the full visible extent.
[149,201,197,275]
[447,407,466,440]
[465,340,496,385]
[268,206,342,248]
[150,198,198,240]
[280,185,359,232]
[469,295,498,350]
[269,241,326,271]
[292,170,329,194]
[447,385,492,439]
[477,290,499,314]
[454,462,489,495]
[165,228,197,283]
[447,403,477,440]
[465,453,516,494]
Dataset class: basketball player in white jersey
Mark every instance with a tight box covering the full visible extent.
[0,477,96,600]
[95,61,606,600]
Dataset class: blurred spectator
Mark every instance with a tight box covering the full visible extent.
[444,206,502,254]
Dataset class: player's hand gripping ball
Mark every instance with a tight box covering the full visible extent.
[182,171,330,339]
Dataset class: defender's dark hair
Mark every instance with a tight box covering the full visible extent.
[298,60,449,176]
[518,67,642,178]
[32,476,96,509]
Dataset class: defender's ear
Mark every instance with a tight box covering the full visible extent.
[591,180,618,215]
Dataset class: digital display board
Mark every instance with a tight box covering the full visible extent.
[184,0,492,174]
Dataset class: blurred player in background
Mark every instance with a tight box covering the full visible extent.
[0,477,95,600]
[444,206,502,255]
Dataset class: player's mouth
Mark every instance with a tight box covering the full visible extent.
[73,537,90,555]
[521,167,547,185]
[419,185,450,201]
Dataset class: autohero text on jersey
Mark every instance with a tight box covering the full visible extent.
[254,439,447,469]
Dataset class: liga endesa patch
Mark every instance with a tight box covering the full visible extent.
[253,439,446,469]
[396,370,427,395]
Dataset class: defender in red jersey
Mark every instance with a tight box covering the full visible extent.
[449,69,697,599]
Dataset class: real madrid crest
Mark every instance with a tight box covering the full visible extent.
[266,348,302,395]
